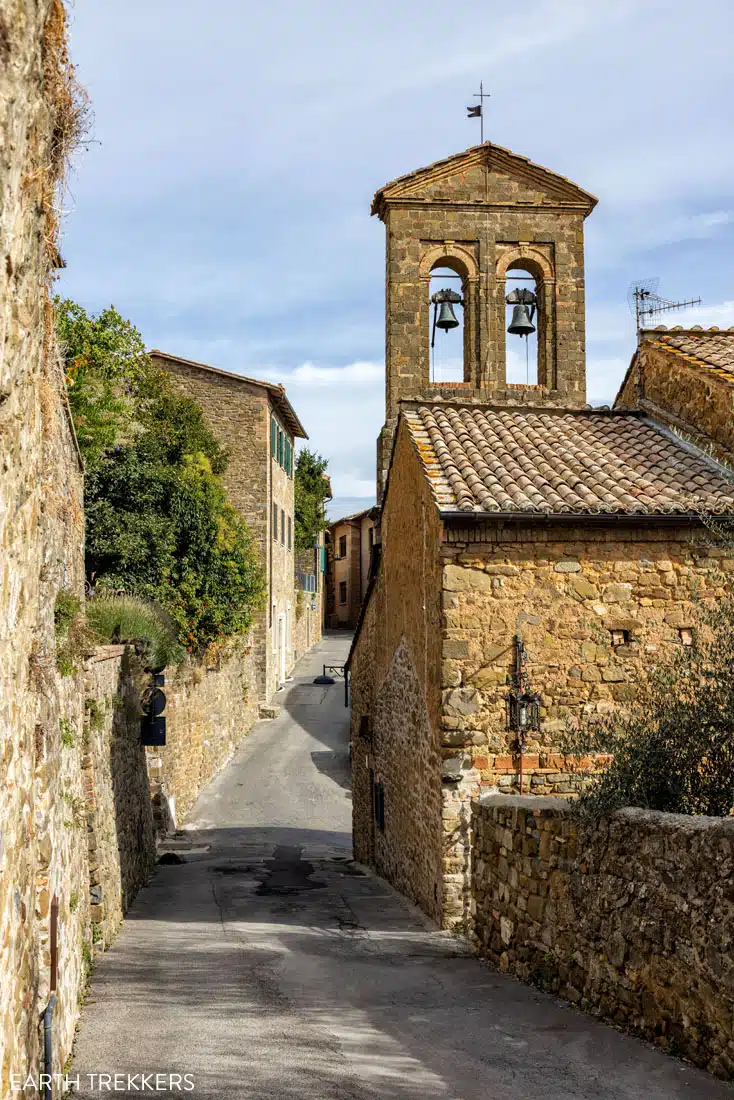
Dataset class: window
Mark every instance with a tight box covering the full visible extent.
[271,418,277,458]
[272,501,278,541]
[505,266,539,385]
[278,429,284,467]
[429,264,465,383]
[339,581,347,605]
[679,628,694,646]
[287,516,292,551]
[338,535,347,558]
[610,630,629,647]
[284,438,291,477]
[281,507,286,545]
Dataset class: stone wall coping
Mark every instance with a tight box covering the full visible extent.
[86,645,128,664]
[477,793,734,834]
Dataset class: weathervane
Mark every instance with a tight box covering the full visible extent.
[467,82,490,144]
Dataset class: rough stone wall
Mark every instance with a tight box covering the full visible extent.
[0,0,90,1087]
[350,421,445,921]
[147,643,260,831]
[617,341,734,463]
[82,647,157,948]
[439,520,731,924]
[472,795,734,1079]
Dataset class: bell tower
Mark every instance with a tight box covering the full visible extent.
[371,142,598,497]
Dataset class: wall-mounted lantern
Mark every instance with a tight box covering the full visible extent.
[506,635,541,740]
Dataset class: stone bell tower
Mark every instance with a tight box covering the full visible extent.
[371,142,598,497]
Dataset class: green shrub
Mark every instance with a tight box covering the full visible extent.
[563,599,734,818]
[59,718,75,747]
[54,590,81,636]
[57,298,265,652]
[86,596,184,670]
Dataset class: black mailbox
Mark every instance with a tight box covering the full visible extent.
[141,672,166,746]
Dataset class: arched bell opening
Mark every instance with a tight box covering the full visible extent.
[505,266,539,385]
[429,264,466,384]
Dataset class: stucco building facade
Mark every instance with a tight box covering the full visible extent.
[326,508,377,628]
[348,143,734,929]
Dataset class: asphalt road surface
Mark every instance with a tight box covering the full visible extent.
[70,632,733,1099]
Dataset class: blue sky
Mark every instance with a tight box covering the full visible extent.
[60,0,734,519]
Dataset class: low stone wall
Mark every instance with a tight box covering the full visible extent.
[83,647,157,947]
[293,585,323,665]
[471,795,734,1078]
[147,643,260,831]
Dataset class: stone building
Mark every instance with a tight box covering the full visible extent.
[615,327,734,462]
[326,507,377,628]
[347,142,734,928]
[151,351,309,701]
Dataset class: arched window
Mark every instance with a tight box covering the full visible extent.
[505,266,539,386]
[429,264,465,383]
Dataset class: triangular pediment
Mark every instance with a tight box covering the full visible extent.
[371,143,597,219]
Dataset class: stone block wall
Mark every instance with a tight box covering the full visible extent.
[472,795,734,1079]
[0,0,90,1087]
[350,424,445,922]
[82,647,157,948]
[617,340,734,464]
[146,643,260,831]
[439,521,731,924]
[293,585,323,664]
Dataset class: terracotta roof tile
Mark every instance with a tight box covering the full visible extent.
[403,404,734,516]
[643,327,734,381]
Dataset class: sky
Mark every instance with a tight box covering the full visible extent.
[59,0,734,520]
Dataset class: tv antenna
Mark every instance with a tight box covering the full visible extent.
[627,278,702,332]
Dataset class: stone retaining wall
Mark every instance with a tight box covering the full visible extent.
[471,795,734,1078]
[82,648,157,948]
[146,643,260,831]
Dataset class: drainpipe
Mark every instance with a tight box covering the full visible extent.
[42,895,59,1099]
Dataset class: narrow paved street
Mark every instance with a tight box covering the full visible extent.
[71,634,732,1100]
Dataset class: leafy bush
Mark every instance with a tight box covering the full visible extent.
[57,298,265,651]
[86,596,184,670]
[563,599,734,818]
[294,448,330,551]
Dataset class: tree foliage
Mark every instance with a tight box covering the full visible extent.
[57,298,265,652]
[563,598,734,818]
[294,447,330,551]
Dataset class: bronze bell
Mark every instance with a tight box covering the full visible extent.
[436,300,459,331]
[507,304,536,336]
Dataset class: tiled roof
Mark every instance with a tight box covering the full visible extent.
[403,404,734,516]
[371,142,598,218]
[643,327,734,381]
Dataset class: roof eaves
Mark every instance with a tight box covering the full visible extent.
[150,350,308,439]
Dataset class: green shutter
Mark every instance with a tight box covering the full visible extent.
[278,429,283,466]
[271,419,276,458]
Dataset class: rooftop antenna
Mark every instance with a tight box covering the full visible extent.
[628,278,702,333]
[467,82,490,144]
